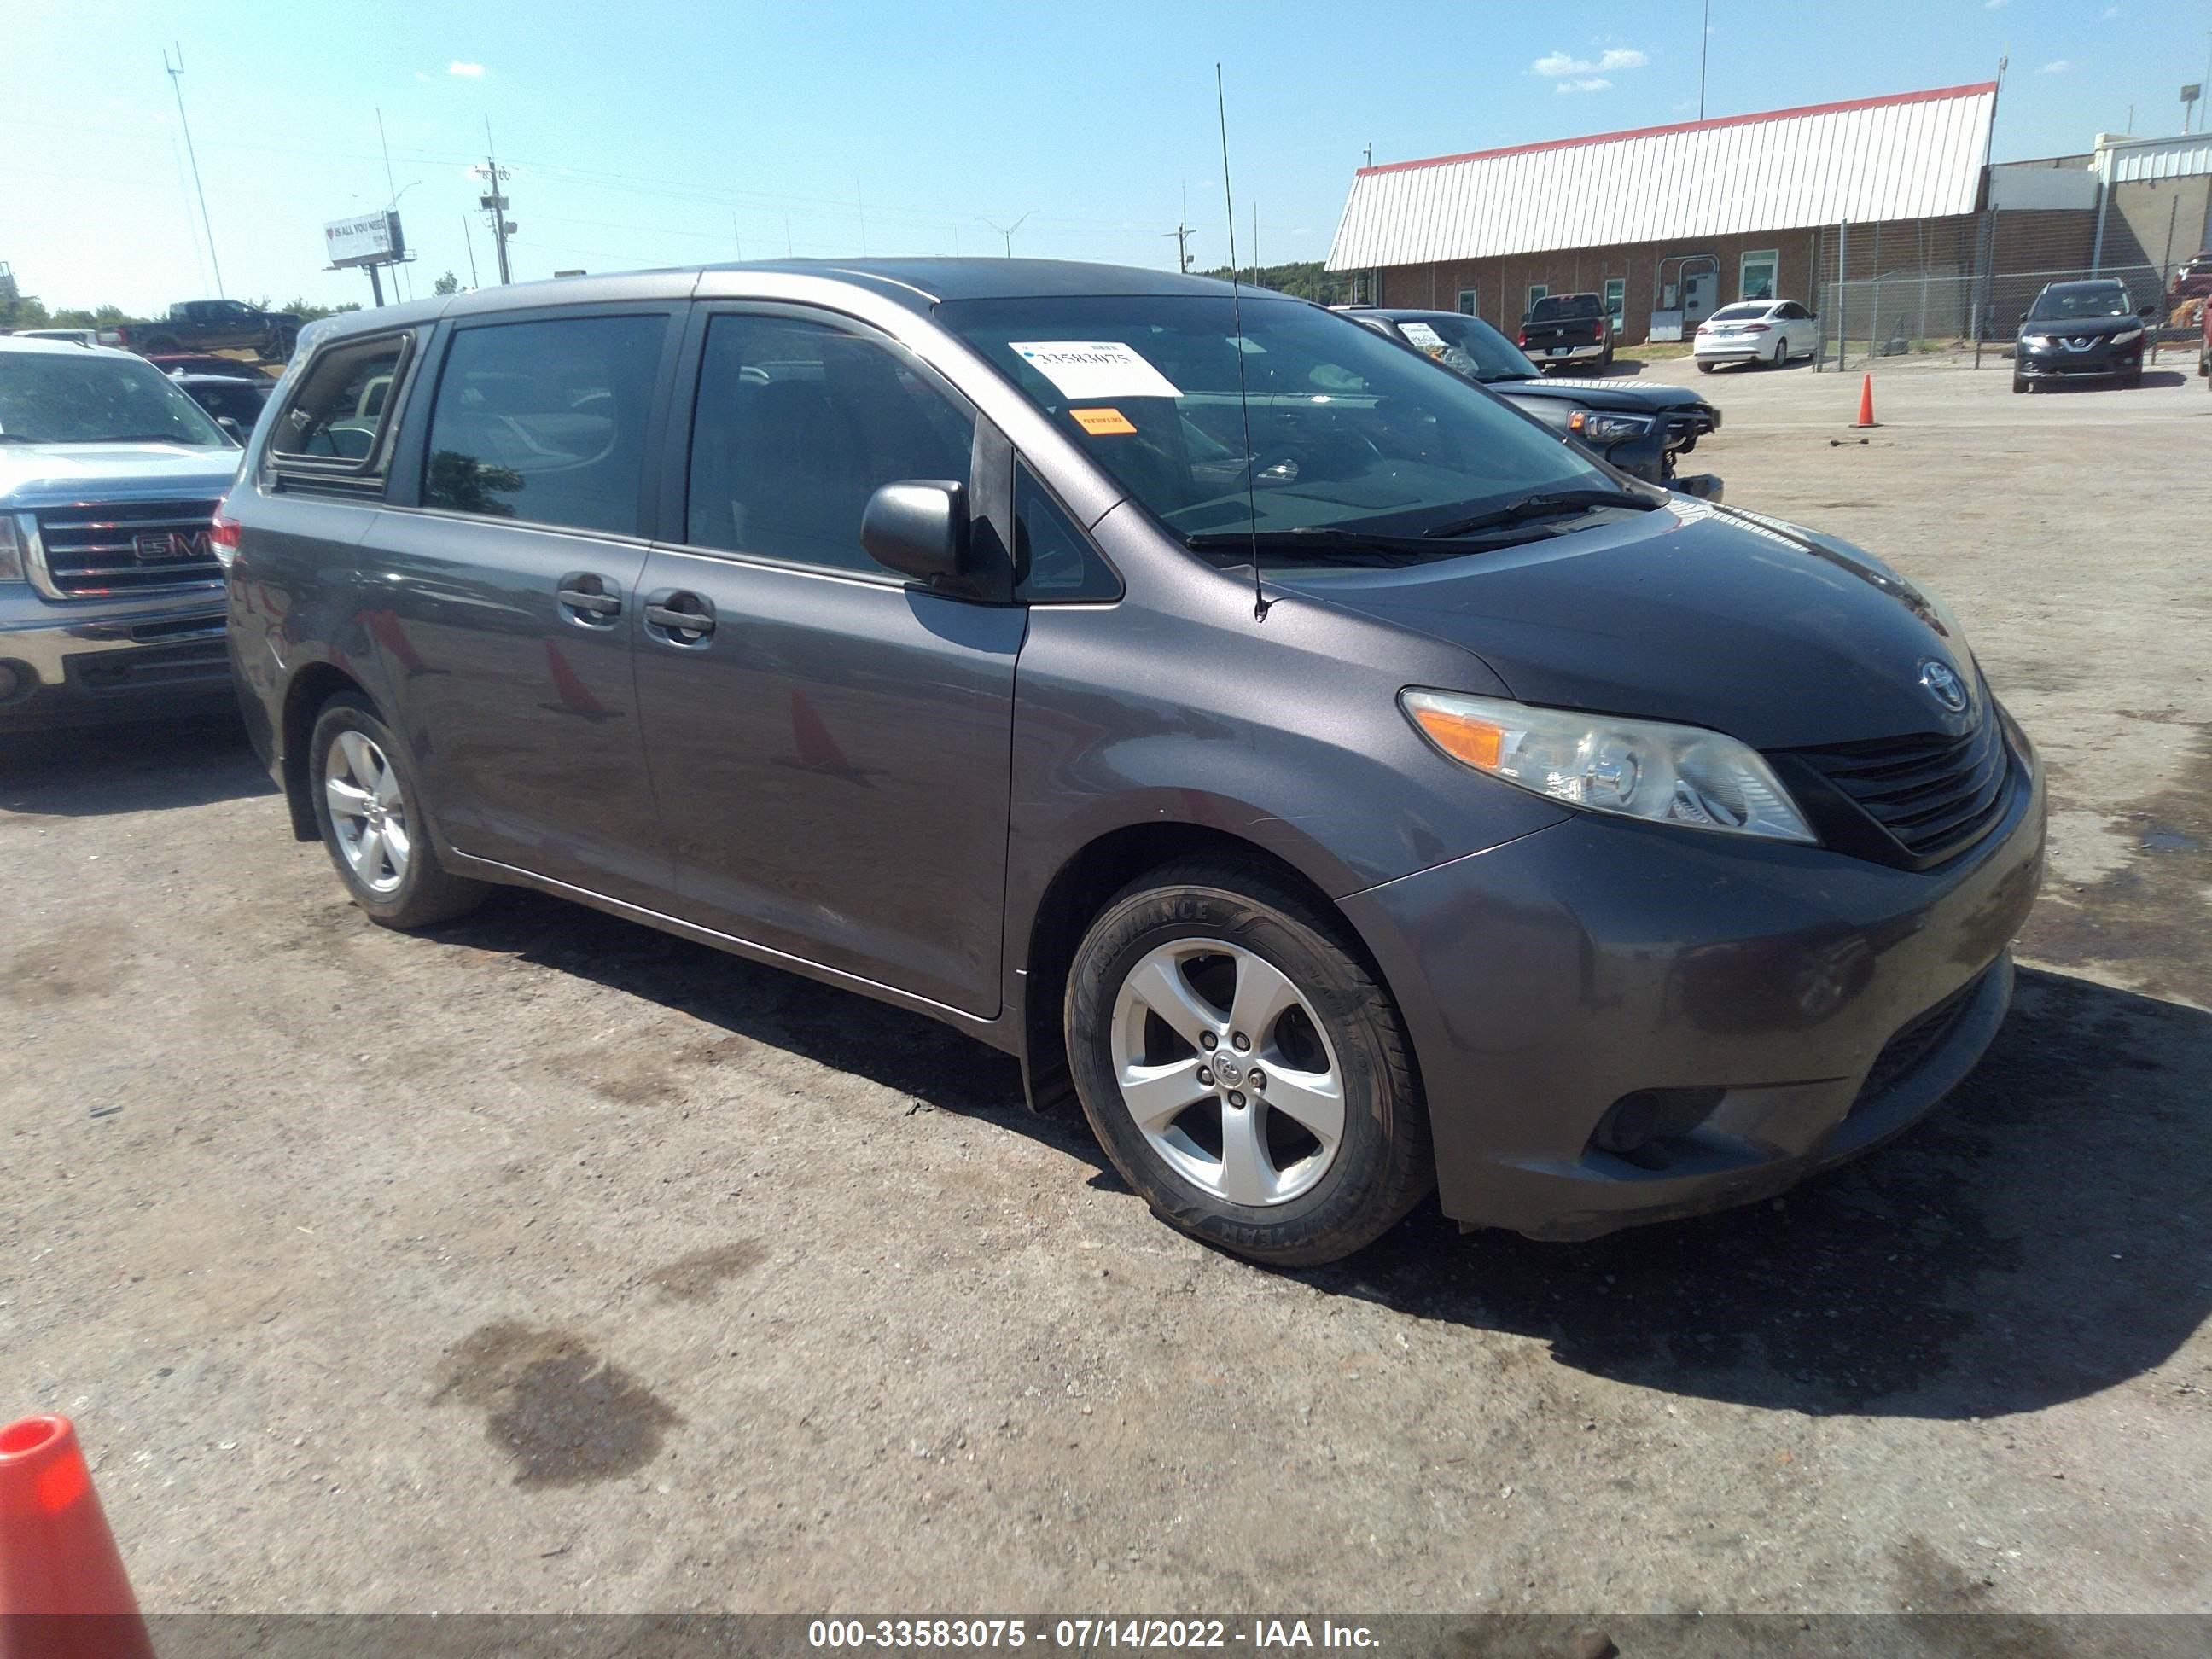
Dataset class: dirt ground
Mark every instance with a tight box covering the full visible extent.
[3,352,2207,1618]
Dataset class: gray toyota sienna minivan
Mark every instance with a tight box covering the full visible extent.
[224,260,2044,1265]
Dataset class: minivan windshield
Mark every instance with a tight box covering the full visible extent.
[0,350,233,446]
[940,296,1610,550]
[2028,286,2133,321]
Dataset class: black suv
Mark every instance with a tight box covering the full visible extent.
[1344,307,1720,496]
[2012,279,2154,392]
[222,261,2041,1266]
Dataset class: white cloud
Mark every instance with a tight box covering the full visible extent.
[1557,78,1614,95]
[1531,47,1647,76]
[1983,0,2006,9]
[2037,59,2070,74]
[447,60,486,78]
[414,71,432,82]
[2102,3,2122,15]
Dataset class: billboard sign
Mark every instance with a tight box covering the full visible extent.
[323,211,405,270]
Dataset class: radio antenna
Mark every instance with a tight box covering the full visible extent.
[1215,64,1271,622]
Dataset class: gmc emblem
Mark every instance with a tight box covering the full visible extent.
[134,529,213,562]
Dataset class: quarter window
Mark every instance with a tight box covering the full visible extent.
[422,314,666,536]
[1015,464,1119,602]
[685,313,975,575]
[269,332,410,474]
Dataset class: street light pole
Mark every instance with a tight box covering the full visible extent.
[163,44,223,296]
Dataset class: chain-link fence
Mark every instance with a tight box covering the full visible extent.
[1811,201,2208,370]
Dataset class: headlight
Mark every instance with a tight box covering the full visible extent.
[2021,333,2054,347]
[2110,327,2143,345]
[1401,688,1817,844]
[0,514,28,584]
[1567,409,1655,444]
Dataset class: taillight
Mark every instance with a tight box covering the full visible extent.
[1516,331,1529,346]
[1743,323,1771,333]
[211,515,242,571]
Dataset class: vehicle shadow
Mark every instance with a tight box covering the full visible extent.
[1298,967,2210,1419]
[0,713,274,818]
[428,888,1097,1161]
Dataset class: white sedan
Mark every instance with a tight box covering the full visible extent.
[1693,300,1819,371]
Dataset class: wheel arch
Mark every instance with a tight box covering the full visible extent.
[1016,821,1415,1117]
[278,661,371,841]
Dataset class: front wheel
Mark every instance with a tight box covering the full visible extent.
[1064,859,1433,1266]
[308,692,489,929]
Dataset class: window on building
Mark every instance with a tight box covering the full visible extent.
[685,312,975,575]
[1456,287,1479,317]
[1740,251,1779,303]
[1603,277,1627,335]
[1526,283,1548,316]
[423,313,666,536]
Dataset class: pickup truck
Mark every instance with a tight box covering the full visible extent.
[1342,306,1720,498]
[1518,292,1613,372]
[116,299,302,364]
[0,336,241,731]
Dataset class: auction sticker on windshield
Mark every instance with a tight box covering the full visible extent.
[1070,407,1138,435]
[1010,341,1182,400]
[1398,321,1448,354]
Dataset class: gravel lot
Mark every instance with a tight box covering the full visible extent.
[3,353,2207,1617]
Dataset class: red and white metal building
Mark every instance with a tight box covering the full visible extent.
[1325,83,2000,344]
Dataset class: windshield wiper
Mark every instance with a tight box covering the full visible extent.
[1183,528,1439,565]
[1421,487,1660,539]
[0,434,43,444]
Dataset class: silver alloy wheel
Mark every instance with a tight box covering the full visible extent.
[1108,938,1345,1207]
[323,730,411,894]
[1772,335,1788,368]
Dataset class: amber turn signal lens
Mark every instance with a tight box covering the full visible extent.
[1408,702,1505,771]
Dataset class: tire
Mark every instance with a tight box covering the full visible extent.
[1770,336,1788,370]
[1063,857,1433,1266]
[307,692,489,930]
[270,328,299,361]
[1600,338,1615,371]
[2120,359,2143,388]
[140,334,179,355]
[2011,373,2028,393]
[1696,360,1714,374]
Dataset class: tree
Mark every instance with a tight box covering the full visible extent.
[1196,260,1337,303]
[434,271,460,296]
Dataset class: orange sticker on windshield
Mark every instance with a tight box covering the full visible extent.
[1071,407,1137,435]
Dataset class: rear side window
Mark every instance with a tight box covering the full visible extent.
[422,314,666,537]
[685,313,975,575]
[269,333,410,474]
[1015,464,1119,602]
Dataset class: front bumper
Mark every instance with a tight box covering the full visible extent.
[2017,339,2140,379]
[1341,726,2045,1238]
[0,596,234,731]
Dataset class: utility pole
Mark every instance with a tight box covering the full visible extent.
[376,108,410,301]
[1162,221,1192,272]
[1251,203,1259,286]
[1699,0,1710,120]
[1363,143,1373,168]
[474,121,514,285]
[163,44,223,296]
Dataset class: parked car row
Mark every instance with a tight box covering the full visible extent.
[192,260,2041,1266]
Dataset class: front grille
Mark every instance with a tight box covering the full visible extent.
[33,498,224,597]
[1786,715,2011,864]
[1852,971,1985,1112]
[1662,407,1719,448]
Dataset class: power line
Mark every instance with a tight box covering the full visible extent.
[162,44,223,296]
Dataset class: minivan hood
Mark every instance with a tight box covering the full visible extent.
[1279,500,1978,751]
[1487,376,1713,415]
[0,443,241,508]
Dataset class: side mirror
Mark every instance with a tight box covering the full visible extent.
[2139,304,2159,321]
[217,416,244,440]
[861,480,967,585]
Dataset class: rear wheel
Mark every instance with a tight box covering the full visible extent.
[308,693,489,929]
[1696,359,1715,374]
[1770,336,1788,369]
[1064,859,1433,1266]
[140,334,179,355]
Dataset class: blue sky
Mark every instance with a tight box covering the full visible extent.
[5,0,2203,313]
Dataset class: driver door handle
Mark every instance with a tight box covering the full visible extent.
[557,586,621,616]
[643,592,716,640]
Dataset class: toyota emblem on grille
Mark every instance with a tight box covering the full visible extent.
[1918,659,1968,713]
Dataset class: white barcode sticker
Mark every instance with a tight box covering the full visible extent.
[1010,341,1182,400]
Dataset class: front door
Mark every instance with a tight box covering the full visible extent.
[632,306,1022,1017]
[362,306,681,905]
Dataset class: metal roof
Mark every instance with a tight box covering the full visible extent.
[1326,83,1998,271]
[2097,132,2212,183]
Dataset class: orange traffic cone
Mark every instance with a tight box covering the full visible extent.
[0,1417,154,1659]
[1854,372,1878,428]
